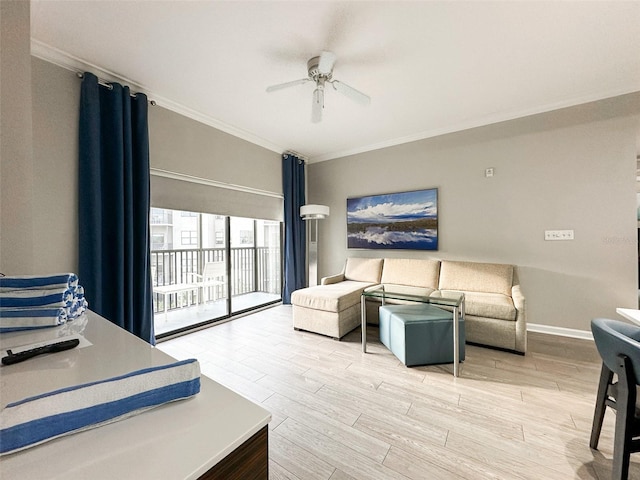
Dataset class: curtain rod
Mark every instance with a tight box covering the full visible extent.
[76,72,156,105]
[284,150,309,162]
[150,168,283,199]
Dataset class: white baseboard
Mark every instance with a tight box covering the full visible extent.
[527,323,593,341]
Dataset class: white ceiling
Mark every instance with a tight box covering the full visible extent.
[31,1,640,162]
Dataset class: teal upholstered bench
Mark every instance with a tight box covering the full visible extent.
[379,304,465,367]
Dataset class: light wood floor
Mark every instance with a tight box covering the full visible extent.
[157,305,640,480]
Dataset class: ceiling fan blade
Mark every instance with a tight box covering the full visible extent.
[311,88,323,123]
[332,80,371,106]
[318,51,337,75]
[266,78,310,93]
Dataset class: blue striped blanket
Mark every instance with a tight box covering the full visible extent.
[0,273,78,292]
[0,308,68,333]
[0,358,201,455]
[0,288,74,309]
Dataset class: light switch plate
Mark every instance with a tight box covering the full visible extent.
[544,230,574,241]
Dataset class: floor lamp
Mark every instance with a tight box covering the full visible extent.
[300,204,330,287]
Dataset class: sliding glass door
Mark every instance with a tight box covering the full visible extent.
[230,217,282,314]
[150,208,281,338]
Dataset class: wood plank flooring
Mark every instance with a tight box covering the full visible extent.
[156,305,640,480]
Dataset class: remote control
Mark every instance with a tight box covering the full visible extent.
[2,338,80,365]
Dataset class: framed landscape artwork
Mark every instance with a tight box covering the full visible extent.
[347,188,438,250]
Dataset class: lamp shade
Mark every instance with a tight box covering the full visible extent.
[300,204,330,220]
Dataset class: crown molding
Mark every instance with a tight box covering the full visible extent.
[31,39,286,156]
[309,86,640,163]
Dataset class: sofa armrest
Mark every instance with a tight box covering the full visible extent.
[321,273,345,285]
[512,284,527,353]
[512,284,525,312]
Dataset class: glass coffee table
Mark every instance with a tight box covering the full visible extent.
[361,286,465,377]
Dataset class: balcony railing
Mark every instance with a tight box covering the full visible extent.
[150,211,173,225]
[151,247,281,314]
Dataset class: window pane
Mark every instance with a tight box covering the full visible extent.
[256,220,281,296]
[229,216,281,314]
[202,214,225,250]
[181,230,197,246]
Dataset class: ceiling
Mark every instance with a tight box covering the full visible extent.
[31,1,640,163]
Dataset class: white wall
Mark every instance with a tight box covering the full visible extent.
[308,95,640,333]
[1,0,34,274]
[31,57,80,273]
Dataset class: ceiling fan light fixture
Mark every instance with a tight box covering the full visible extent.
[317,51,337,75]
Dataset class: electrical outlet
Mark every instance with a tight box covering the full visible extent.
[485,168,494,177]
[544,230,574,241]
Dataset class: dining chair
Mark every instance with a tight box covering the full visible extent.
[590,317,640,479]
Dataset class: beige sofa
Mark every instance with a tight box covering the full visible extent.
[291,257,527,354]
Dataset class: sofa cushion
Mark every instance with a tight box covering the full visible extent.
[344,258,384,283]
[291,280,373,313]
[378,283,437,300]
[381,258,440,290]
[438,261,513,296]
[439,290,516,321]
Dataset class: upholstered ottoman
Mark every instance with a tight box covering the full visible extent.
[291,281,369,339]
[379,304,465,366]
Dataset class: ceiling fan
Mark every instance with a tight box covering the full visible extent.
[266,51,371,123]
